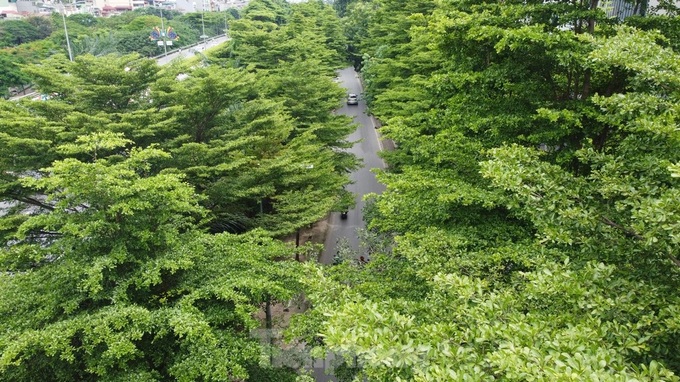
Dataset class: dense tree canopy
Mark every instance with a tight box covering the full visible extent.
[297,0,680,380]
[1,6,238,93]
[0,20,44,47]
[6,0,678,379]
[0,146,304,379]
[0,1,356,380]
[0,52,30,97]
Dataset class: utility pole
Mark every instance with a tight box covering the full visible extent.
[61,1,73,61]
[200,3,207,42]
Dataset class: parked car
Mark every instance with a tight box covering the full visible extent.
[346,93,358,105]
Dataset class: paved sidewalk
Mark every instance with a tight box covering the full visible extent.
[371,116,396,151]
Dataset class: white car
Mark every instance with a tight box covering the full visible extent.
[346,93,358,105]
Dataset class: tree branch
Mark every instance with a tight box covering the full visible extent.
[13,195,55,211]
[599,216,644,240]
[668,254,680,268]
[600,216,680,268]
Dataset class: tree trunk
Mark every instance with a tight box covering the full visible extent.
[295,228,300,261]
[265,295,273,365]
[581,0,599,99]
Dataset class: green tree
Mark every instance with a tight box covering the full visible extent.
[294,0,680,380]
[0,97,67,241]
[123,15,163,32]
[25,15,54,39]
[3,38,59,65]
[22,53,159,114]
[153,65,355,234]
[67,13,98,27]
[0,6,358,379]
[155,3,358,236]
[71,31,119,57]
[0,20,42,47]
[0,55,162,231]
[0,140,304,381]
[224,0,345,69]
[342,0,374,68]
[0,52,30,97]
[152,65,258,144]
[114,29,161,57]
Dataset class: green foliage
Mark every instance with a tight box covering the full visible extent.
[625,15,680,51]
[152,64,341,233]
[71,31,118,57]
[176,12,228,37]
[122,15,162,32]
[296,0,680,380]
[25,16,54,39]
[114,30,162,57]
[2,38,59,66]
[221,0,346,69]
[0,141,306,380]
[23,53,159,114]
[0,6,357,380]
[0,7,205,68]
[0,52,30,96]
[6,2,357,240]
[315,260,680,381]
[0,20,43,47]
[68,13,98,27]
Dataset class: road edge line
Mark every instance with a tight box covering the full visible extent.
[355,72,387,168]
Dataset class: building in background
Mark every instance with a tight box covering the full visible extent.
[93,0,144,16]
[15,0,43,14]
[602,0,680,19]
[602,0,647,19]
[0,0,23,19]
[647,0,680,14]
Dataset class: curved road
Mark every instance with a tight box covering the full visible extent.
[320,67,386,264]
[156,35,231,65]
[9,35,232,102]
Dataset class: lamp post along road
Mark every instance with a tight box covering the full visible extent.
[193,1,208,41]
[159,6,167,55]
[201,12,206,39]
[201,3,207,42]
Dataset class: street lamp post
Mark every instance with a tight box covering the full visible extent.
[200,4,207,42]
[193,1,208,42]
[159,5,167,55]
[60,1,73,61]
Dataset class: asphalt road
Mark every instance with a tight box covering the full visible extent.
[9,35,232,102]
[155,35,231,65]
[320,67,386,264]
